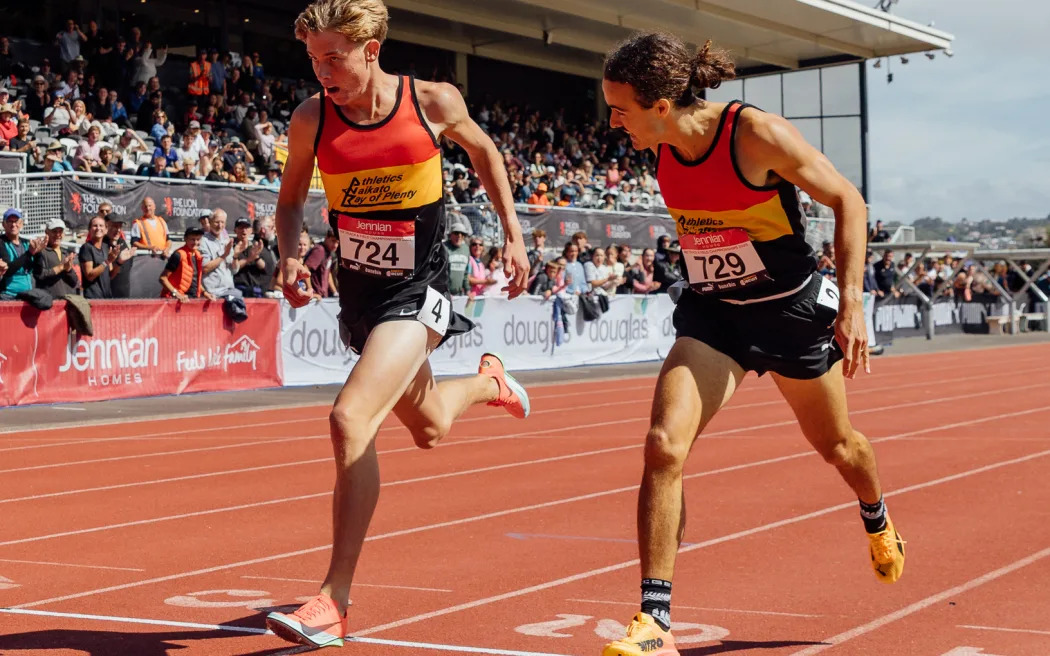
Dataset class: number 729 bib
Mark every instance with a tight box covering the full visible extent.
[337,214,415,279]
[680,228,771,293]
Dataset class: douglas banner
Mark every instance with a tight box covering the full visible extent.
[61,179,330,235]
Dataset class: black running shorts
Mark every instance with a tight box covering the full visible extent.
[673,273,844,379]
[337,285,473,356]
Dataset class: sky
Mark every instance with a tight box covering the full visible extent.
[866,0,1050,223]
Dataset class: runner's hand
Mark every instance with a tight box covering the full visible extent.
[281,256,312,308]
[502,236,529,300]
[835,298,869,379]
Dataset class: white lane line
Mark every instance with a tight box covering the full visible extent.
[0,608,569,656]
[0,444,641,547]
[957,624,1050,637]
[351,444,1050,636]
[789,547,1050,655]
[567,598,821,618]
[11,404,1050,610]
[0,558,145,572]
[240,575,452,593]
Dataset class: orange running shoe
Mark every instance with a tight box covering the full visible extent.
[265,594,347,648]
[479,352,530,419]
[602,613,679,656]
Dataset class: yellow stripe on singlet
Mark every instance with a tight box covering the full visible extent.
[320,152,442,213]
[668,195,794,242]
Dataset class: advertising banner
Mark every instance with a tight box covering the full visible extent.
[280,295,678,385]
[0,299,282,407]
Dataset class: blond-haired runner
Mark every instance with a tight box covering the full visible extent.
[598,33,905,656]
[265,0,531,647]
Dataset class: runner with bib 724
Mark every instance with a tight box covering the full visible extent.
[264,0,532,648]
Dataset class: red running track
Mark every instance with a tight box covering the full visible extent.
[1,343,1049,656]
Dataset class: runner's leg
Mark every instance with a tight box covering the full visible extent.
[393,357,499,449]
[640,337,745,580]
[771,361,881,504]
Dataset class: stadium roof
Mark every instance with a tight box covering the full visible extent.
[383,0,955,79]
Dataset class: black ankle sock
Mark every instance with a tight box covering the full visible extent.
[859,497,888,533]
[640,578,672,631]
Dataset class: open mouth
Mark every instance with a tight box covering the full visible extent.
[325,86,341,94]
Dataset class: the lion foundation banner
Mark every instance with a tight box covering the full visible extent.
[0,299,282,407]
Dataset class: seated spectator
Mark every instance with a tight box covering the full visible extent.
[112,129,149,173]
[127,80,148,115]
[222,136,253,173]
[304,228,338,298]
[259,163,282,187]
[174,131,199,170]
[24,76,51,122]
[1,209,46,300]
[149,108,170,142]
[0,103,16,147]
[93,144,121,174]
[138,154,172,178]
[653,242,683,292]
[527,182,550,207]
[73,124,105,171]
[131,197,172,256]
[34,219,79,297]
[44,142,74,173]
[625,247,661,295]
[68,99,91,136]
[43,95,74,132]
[231,160,252,184]
[255,120,277,163]
[153,133,178,167]
[79,215,123,299]
[7,119,37,156]
[160,227,215,301]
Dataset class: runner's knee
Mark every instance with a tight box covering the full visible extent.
[644,425,691,471]
[815,430,866,468]
[329,405,379,463]
[409,416,450,450]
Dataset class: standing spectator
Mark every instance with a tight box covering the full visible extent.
[654,234,671,263]
[584,246,621,295]
[24,76,51,122]
[817,240,836,278]
[33,219,79,297]
[187,50,211,100]
[862,249,880,296]
[571,231,591,261]
[304,228,338,298]
[208,50,227,98]
[0,104,17,148]
[653,242,683,292]
[103,214,136,298]
[869,220,891,243]
[482,246,509,298]
[131,197,171,256]
[127,80,148,116]
[562,242,588,295]
[56,20,87,70]
[160,227,215,301]
[1,209,46,300]
[527,228,546,274]
[526,182,549,207]
[131,42,167,86]
[873,249,897,296]
[112,128,149,173]
[625,248,662,295]
[445,215,471,296]
[275,230,321,299]
[79,215,122,299]
[199,209,241,299]
[231,217,267,297]
[233,215,277,297]
[0,36,12,82]
[255,120,277,164]
[529,260,560,298]
[466,237,493,297]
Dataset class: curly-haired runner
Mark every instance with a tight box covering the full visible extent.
[264,0,532,647]
[599,33,905,656]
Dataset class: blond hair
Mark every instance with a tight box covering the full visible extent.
[294,0,389,43]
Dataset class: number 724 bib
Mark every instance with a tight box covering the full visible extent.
[337,214,415,278]
[679,228,771,293]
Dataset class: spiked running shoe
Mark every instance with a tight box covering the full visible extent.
[479,352,530,419]
[266,594,348,648]
[602,612,678,656]
[868,513,906,584]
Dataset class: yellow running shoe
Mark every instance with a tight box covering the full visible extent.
[479,352,530,419]
[868,513,906,584]
[265,594,348,648]
[602,612,678,656]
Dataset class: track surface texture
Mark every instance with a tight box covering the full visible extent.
[2,341,1049,656]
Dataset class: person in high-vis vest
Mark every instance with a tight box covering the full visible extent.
[131,196,171,257]
[159,227,216,301]
[187,50,211,98]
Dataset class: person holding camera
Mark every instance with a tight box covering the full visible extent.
[221,136,254,174]
[43,95,73,131]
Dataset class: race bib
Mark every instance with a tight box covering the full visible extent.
[337,214,415,278]
[680,228,771,293]
[816,275,840,312]
[417,286,451,337]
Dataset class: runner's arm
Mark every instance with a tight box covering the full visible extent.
[274,97,319,307]
[418,82,528,299]
[744,112,869,376]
